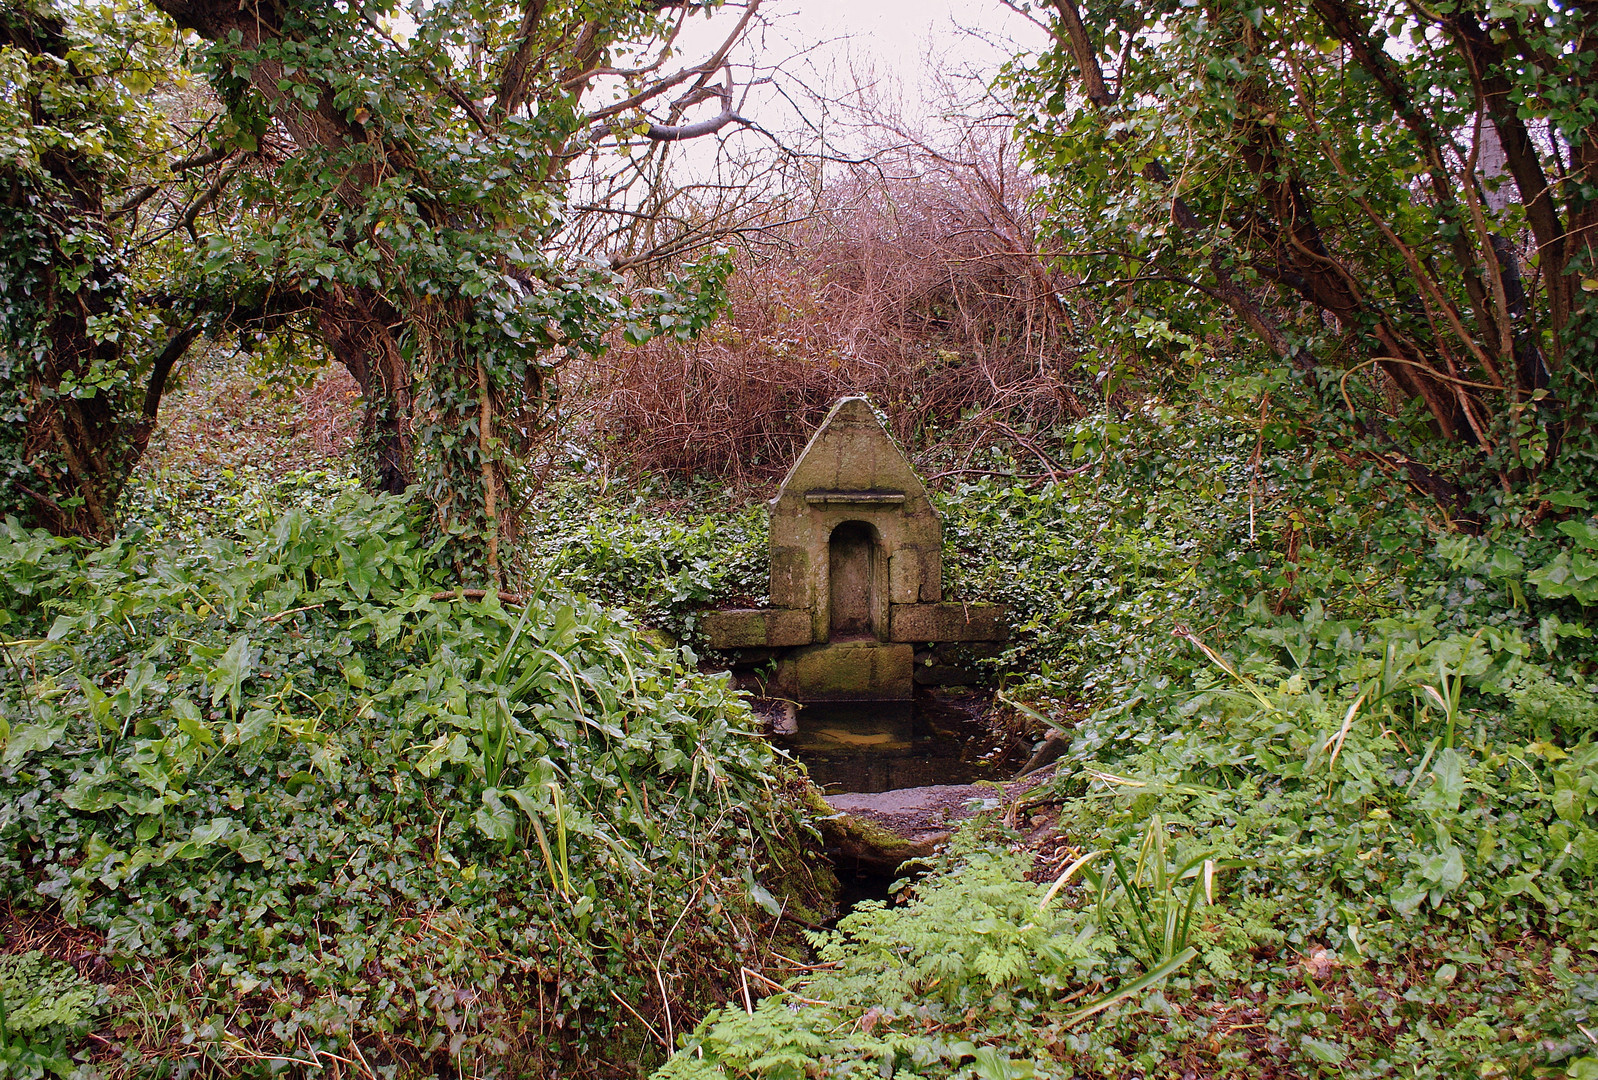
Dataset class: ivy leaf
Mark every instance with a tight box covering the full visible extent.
[1390,879,1428,915]
[189,816,234,847]
[748,882,782,918]
[475,787,518,841]
[208,635,254,713]
[971,1047,1036,1080]
[1419,845,1465,892]
[1557,520,1598,550]
[2,719,67,765]
[1301,1036,1346,1064]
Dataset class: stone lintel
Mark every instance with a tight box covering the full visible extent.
[702,608,813,649]
[889,602,1007,643]
[803,490,907,506]
[775,641,914,702]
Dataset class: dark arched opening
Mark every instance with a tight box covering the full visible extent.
[828,521,877,641]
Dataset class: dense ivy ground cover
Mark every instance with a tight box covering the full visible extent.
[0,488,796,1077]
[513,479,769,648]
[6,360,1596,1077]
[624,400,1598,1077]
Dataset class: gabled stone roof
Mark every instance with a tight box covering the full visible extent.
[702,395,1005,701]
[771,396,930,511]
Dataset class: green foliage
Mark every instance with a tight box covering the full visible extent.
[956,400,1598,950]
[654,831,1249,1080]
[0,0,738,560]
[0,488,790,1074]
[165,0,739,565]
[656,843,1103,1080]
[516,476,769,644]
[1004,0,1598,499]
[0,951,101,1078]
[1047,813,1217,972]
[1052,626,1598,942]
[811,844,1101,1006]
[614,382,1598,1078]
[119,466,365,549]
[935,401,1598,1074]
[0,954,96,1038]
[1530,520,1598,606]
[0,0,188,536]
[937,399,1598,701]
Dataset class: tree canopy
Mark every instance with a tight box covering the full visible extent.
[2,0,749,576]
[1006,0,1598,515]
[7,0,1597,555]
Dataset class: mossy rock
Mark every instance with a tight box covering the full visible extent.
[795,783,943,875]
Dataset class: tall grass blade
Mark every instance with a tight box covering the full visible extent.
[1040,850,1108,912]
[550,782,571,897]
[1179,632,1275,712]
[1324,691,1368,777]
[529,813,564,900]
[1065,947,1199,1027]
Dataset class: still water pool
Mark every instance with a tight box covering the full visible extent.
[772,692,1008,794]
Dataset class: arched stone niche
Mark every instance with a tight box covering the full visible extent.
[826,520,879,640]
[703,396,1005,700]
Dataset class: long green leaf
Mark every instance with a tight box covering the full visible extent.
[1064,947,1199,1027]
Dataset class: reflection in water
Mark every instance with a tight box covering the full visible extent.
[774,696,1001,794]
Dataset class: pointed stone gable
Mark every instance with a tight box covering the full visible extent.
[769,397,943,642]
[775,396,930,506]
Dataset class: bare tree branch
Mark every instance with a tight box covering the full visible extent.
[493,0,549,120]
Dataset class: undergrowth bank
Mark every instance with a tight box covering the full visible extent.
[0,491,798,1076]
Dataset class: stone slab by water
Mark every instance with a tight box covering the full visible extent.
[825,784,1002,839]
[824,772,1054,849]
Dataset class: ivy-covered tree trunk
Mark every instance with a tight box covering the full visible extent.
[315,291,419,498]
[1,3,154,538]
[4,0,739,561]
[145,0,738,583]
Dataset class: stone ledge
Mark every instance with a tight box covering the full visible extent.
[889,602,1007,643]
[774,641,914,701]
[702,608,813,649]
[803,490,907,506]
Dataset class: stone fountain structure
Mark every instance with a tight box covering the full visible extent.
[703,396,1006,700]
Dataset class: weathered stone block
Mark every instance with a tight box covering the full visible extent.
[888,549,921,604]
[889,603,1007,643]
[768,398,942,645]
[775,641,914,701]
[769,545,810,609]
[917,548,943,603]
[706,603,818,645]
[746,397,1007,699]
[703,608,813,649]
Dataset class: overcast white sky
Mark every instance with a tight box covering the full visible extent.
[658,0,1051,157]
[754,0,1048,86]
